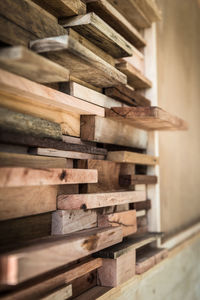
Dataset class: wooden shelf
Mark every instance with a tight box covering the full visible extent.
[106,107,188,130]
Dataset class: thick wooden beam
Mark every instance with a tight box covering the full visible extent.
[106,107,188,130]
[60,13,133,58]
[85,0,146,48]
[41,285,72,300]
[0,227,123,285]
[107,151,158,165]
[80,116,147,149]
[0,167,97,187]
[30,35,127,88]
[58,191,146,210]
[119,175,158,186]
[0,46,69,83]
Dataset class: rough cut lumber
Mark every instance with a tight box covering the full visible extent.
[52,210,97,235]
[41,285,72,300]
[0,107,62,140]
[107,151,158,165]
[107,0,151,29]
[73,286,110,300]
[32,0,86,17]
[80,116,148,149]
[0,227,123,285]
[0,46,69,84]
[0,258,102,299]
[97,250,135,287]
[105,86,151,106]
[0,167,98,188]
[133,0,162,22]
[116,62,152,89]
[0,186,57,221]
[98,210,137,237]
[119,175,158,187]
[58,191,146,210]
[30,147,105,160]
[84,0,146,48]
[60,13,133,58]
[30,35,127,88]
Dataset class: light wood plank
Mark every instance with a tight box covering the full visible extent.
[107,151,158,165]
[41,285,72,300]
[0,227,123,285]
[81,116,147,149]
[60,13,133,58]
[30,35,127,88]
[85,0,146,48]
[58,191,146,210]
[119,175,157,187]
[0,46,69,83]
[0,167,97,187]
[52,210,97,234]
[106,106,188,130]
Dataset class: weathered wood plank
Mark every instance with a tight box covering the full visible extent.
[52,210,97,234]
[60,13,133,58]
[80,116,148,149]
[107,151,158,165]
[73,286,110,300]
[0,167,97,187]
[98,210,137,237]
[58,191,146,210]
[106,106,188,130]
[71,269,97,298]
[116,62,152,89]
[119,175,157,186]
[85,0,146,48]
[41,285,72,300]
[30,35,127,88]
[0,108,62,140]
[0,227,123,285]
[133,0,162,22]
[0,46,69,83]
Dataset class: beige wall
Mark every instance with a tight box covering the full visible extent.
[157,0,200,239]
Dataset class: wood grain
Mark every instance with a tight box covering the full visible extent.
[119,175,157,186]
[107,151,158,165]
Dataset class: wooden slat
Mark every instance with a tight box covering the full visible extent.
[0,46,69,84]
[60,13,133,58]
[98,210,137,237]
[85,0,146,48]
[133,199,151,211]
[0,227,123,285]
[0,167,97,187]
[80,116,147,149]
[73,286,110,300]
[133,0,162,22]
[119,175,157,186]
[58,191,146,210]
[33,0,86,17]
[30,35,127,88]
[116,62,152,89]
[107,151,158,165]
[41,285,72,300]
[106,107,188,130]
[52,210,97,234]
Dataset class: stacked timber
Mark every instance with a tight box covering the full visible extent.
[0,0,187,299]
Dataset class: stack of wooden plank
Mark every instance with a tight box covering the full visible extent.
[0,0,187,299]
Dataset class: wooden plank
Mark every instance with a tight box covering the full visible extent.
[133,199,151,211]
[52,210,97,234]
[32,0,86,17]
[41,285,72,300]
[119,47,144,74]
[0,107,62,140]
[107,151,158,165]
[0,46,69,84]
[0,227,123,285]
[85,0,146,48]
[71,270,97,298]
[106,106,188,130]
[0,167,98,187]
[116,62,152,89]
[98,210,137,237]
[73,286,110,300]
[30,35,127,88]
[107,0,151,29]
[30,147,105,160]
[97,250,135,287]
[60,13,133,58]
[0,186,57,221]
[80,116,148,149]
[119,175,157,187]
[0,258,102,299]
[58,191,146,210]
[105,86,151,106]
[133,0,162,22]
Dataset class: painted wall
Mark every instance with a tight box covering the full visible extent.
[156,0,200,239]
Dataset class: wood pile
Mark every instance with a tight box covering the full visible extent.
[0,0,187,299]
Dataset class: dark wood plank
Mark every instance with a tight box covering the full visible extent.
[119,175,158,186]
